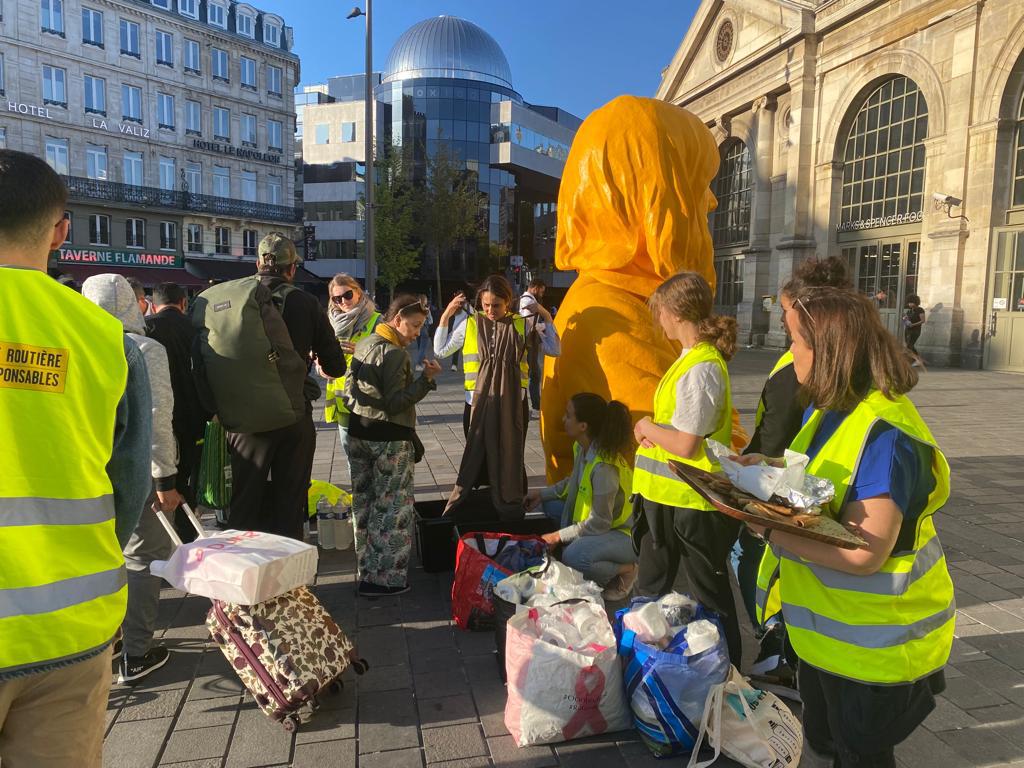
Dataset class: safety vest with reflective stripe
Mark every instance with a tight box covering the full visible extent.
[756,390,954,684]
[753,350,794,429]
[1,268,128,676]
[324,311,380,425]
[631,343,732,510]
[462,313,530,393]
[561,444,633,535]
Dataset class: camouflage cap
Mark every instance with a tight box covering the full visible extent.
[257,232,302,270]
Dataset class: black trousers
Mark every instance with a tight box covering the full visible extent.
[634,497,743,666]
[171,431,202,543]
[226,409,316,541]
[799,662,941,768]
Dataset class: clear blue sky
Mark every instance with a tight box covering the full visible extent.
[255,0,701,120]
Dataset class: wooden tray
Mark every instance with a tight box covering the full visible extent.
[668,461,867,550]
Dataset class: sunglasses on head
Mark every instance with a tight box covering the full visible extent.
[330,290,355,304]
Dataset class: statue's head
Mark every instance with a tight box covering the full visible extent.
[556,96,719,290]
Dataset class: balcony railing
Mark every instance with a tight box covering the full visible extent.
[63,175,303,224]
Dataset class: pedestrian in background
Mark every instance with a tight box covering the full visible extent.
[0,150,152,767]
[126,276,154,317]
[413,293,433,371]
[518,278,548,418]
[83,273,182,684]
[322,273,381,456]
[904,294,926,367]
[745,287,953,767]
[147,283,208,544]
[346,295,440,596]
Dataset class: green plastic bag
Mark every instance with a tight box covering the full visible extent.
[197,420,232,509]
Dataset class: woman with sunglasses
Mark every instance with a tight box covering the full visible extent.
[347,295,441,596]
[744,287,953,767]
[737,256,852,692]
[323,274,381,455]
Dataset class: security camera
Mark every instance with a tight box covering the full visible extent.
[932,192,962,207]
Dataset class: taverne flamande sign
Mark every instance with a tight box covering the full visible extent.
[54,248,184,269]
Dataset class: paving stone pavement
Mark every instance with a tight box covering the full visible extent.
[102,350,1024,767]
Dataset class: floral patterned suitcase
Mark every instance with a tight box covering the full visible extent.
[206,585,368,731]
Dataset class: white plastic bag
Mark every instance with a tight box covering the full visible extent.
[686,666,802,768]
[494,559,603,609]
[151,528,318,605]
[505,602,631,746]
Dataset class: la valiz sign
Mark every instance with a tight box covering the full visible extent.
[55,247,184,269]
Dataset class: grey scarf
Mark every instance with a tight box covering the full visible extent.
[330,295,376,340]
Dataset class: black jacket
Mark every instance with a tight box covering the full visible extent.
[146,306,208,443]
[744,362,804,458]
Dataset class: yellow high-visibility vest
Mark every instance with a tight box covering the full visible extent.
[324,311,380,425]
[1,268,128,675]
[755,390,954,683]
[462,313,530,393]
[753,350,795,429]
[631,342,732,510]
[560,444,633,535]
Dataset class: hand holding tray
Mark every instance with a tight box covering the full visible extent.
[668,461,867,550]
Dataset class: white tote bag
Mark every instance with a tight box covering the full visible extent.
[151,506,318,605]
[504,602,631,746]
[686,666,803,768]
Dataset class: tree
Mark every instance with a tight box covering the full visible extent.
[420,143,484,302]
[372,145,421,302]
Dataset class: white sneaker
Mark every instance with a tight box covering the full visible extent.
[530,409,541,420]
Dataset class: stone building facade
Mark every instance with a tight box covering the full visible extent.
[0,0,301,286]
[659,0,1024,371]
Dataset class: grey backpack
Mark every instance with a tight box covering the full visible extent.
[192,277,307,434]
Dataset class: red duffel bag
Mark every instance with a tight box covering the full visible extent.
[451,531,547,631]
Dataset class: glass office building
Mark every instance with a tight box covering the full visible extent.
[300,15,579,291]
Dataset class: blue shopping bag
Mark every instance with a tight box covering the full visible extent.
[613,596,730,759]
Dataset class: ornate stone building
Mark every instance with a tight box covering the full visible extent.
[658,0,1024,370]
[0,0,302,287]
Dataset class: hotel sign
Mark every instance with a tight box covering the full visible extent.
[55,247,183,269]
[7,101,55,120]
[837,210,923,233]
[192,139,282,164]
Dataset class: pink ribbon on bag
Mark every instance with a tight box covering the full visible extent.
[561,664,608,740]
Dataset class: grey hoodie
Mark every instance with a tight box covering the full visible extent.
[83,274,178,487]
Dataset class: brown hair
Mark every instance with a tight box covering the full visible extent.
[384,293,428,322]
[649,272,737,360]
[792,286,917,411]
[328,273,362,294]
[781,256,852,297]
[475,274,514,307]
[570,393,634,462]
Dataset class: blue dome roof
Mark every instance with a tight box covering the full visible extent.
[383,16,513,88]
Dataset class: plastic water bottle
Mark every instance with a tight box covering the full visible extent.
[316,498,336,549]
[334,508,354,550]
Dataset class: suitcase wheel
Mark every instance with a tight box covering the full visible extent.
[351,659,369,675]
[282,714,300,733]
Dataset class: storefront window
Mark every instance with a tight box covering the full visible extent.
[840,76,928,227]
[714,256,744,307]
[712,140,751,248]
[993,231,1024,312]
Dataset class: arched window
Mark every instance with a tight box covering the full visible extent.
[1013,92,1024,208]
[840,76,928,225]
[711,140,752,248]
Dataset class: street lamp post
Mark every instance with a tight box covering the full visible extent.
[347,3,374,295]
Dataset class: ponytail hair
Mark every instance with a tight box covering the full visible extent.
[649,271,737,360]
[570,392,634,462]
[384,293,427,322]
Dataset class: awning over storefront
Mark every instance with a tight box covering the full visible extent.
[51,264,206,288]
[185,258,324,286]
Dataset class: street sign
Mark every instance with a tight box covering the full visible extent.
[304,225,317,261]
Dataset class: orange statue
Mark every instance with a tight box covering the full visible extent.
[541,95,747,481]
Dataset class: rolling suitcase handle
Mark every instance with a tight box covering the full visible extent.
[153,502,209,548]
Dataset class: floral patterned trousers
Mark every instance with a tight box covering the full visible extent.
[348,437,415,587]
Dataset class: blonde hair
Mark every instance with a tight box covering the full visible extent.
[328,273,361,294]
[649,271,737,360]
